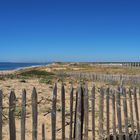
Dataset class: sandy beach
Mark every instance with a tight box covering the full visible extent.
[0,70,97,139]
[0,63,104,139]
[0,63,139,139]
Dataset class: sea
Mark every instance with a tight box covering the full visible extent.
[0,62,51,71]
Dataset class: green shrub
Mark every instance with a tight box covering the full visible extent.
[15,107,22,118]
[6,74,17,79]
[0,76,5,81]
[39,74,55,85]
[40,78,52,85]
[19,70,55,78]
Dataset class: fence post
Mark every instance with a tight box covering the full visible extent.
[99,87,104,140]
[76,84,83,140]
[139,87,140,102]
[9,91,16,140]
[73,90,78,139]
[128,88,135,140]
[116,87,123,140]
[0,90,2,140]
[112,90,116,140]
[32,87,38,140]
[69,84,73,140]
[122,88,129,140]
[133,87,140,138]
[51,83,57,140]
[21,89,26,140]
[61,83,65,140]
[84,83,89,140]
[106,88,110,140]
[91,85,95,140]
[42,123,45,140]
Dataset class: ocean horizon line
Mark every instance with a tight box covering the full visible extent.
[0,62,52,71]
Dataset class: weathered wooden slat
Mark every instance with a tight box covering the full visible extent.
[51,83,57,140]
[122,88,129,140]
[112,90,116,140]
[133,87,140,137]
[61,83,65,140]
[76,84,83,140]
[99,87,104,140]
[106,88,110,140]
[73,90,78,139]
[42,123,45,140]
[0,90,2,140]
[128,88,135,140]
[21,89,26,140]
[116,87,123,140]
[32,87,38,140]
[69,84,73,140]
[9,91,16,140]
[81,87,84,136]
[139,87,140,102]
[84,83,89,140]
[91,85,95,140]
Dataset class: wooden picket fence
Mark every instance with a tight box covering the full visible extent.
[122,62,140,68]
[66,72,140,84]
[0,83,140,140]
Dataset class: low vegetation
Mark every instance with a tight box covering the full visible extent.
[50,62,140,75]
[18,70,55,78]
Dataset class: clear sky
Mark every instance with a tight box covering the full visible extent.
[0,0,140,62]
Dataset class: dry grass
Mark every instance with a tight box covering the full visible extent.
[41,62,140,75]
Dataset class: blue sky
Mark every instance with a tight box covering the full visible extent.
[0,0,140,62]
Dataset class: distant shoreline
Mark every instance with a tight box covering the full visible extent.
[0,62,54,75]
